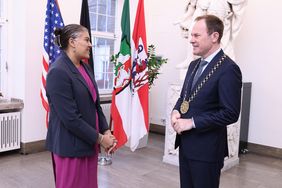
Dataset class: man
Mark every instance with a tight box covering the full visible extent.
[171,15,242,188]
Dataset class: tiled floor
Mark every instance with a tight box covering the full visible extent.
[0,133,281,188]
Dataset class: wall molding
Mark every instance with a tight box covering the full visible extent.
[19,126,282,160]
[20,140,46,155]
[151,124,282,159]
[150,123,165,135]
[247,142,282,159]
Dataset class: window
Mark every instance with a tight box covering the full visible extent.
[88,0,117,94]
[0,0,8,95]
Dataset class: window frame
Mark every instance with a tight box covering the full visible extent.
[89,0,119,95]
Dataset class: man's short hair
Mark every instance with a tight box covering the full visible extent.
[195,15,224,43]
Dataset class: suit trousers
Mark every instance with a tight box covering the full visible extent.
[179,145,222,188]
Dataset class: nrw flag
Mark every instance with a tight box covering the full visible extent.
[130,0,149,151]
[111,0,132,149]
[40,0,64,126]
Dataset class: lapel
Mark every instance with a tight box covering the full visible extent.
[81,63,99,98]
[62,52,98,99]
[190,50,224,92]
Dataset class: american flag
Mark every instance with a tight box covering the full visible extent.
[40,0,64,125]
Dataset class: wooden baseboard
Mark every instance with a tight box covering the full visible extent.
[149,123,165,135]
[20,140,46,155]
[18,129,282,160]
[247,142,282,159]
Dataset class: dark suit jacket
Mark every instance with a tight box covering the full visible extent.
[46,51,108,157]
[174,50,242,164]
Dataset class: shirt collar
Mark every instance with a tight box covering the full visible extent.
[203,48,221,63]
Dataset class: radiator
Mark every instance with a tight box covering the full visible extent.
[101,103,111,125]
[0,112,21,152]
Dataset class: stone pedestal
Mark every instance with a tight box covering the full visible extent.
[163,84,240,171]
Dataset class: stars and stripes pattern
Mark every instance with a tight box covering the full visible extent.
[40,0,64,125]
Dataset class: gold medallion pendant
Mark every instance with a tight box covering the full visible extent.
[180,100,189,114]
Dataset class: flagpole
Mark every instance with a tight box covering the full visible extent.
[98,116,113,166]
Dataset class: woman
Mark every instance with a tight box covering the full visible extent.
[46,24,116,188]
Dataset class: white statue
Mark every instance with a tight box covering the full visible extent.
[176,0,247,71]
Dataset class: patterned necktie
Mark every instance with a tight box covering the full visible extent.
[192,60,208,88]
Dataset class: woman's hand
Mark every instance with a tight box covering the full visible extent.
[99,132,118,154]
[99,134,114,148]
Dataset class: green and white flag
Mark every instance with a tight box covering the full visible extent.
[111,0,132,149]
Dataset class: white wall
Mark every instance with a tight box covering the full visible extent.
[235,0,282,148]
[8,0,281,149]
[8,0,26,100]
[146,0,187,125]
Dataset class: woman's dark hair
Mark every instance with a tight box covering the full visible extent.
[54,24,88,50]
[195,15,224,43]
